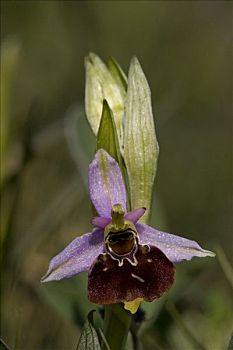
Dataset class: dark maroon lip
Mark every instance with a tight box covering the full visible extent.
[88,244,175,305]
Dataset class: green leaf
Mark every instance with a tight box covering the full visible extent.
[77,310,101,350]
[123,57,159,223]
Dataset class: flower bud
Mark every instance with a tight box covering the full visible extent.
[85,53,126,148]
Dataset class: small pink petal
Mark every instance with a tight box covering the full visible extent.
[125,207,146,223]
[91,216,111,228]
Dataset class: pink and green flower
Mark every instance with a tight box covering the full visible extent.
[42,149,214,313]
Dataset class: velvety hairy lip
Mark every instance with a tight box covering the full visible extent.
[88,245,175,304]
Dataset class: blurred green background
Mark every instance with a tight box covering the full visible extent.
[1,1,232,350]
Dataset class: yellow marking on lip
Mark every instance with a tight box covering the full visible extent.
[124,298,143,314]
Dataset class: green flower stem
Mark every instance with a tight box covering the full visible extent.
[102,304,132,350]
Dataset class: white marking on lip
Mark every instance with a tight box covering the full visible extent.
[127,256,138,266]
[147,259,152,263]
[118,259,124,267]
[131,273,145,283]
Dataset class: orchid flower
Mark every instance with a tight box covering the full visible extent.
[41,149,214,313]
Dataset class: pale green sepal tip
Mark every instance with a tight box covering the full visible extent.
[123,56,159,223]
[203,249,216,258]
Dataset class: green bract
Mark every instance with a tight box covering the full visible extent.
[85,53,126,149]
[97,100,123,171]
[123,57,159,223]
